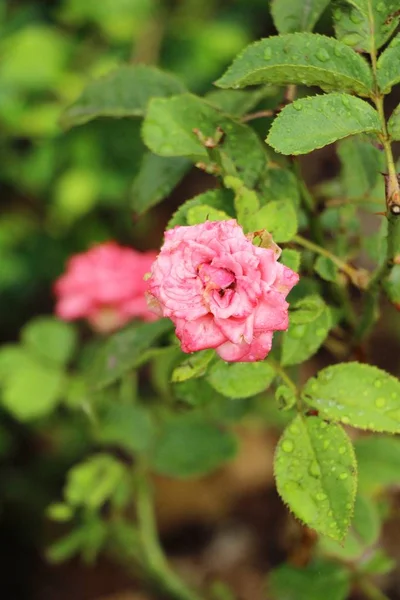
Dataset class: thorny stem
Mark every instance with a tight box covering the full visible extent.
[135,469,202,600]
[293,234,369,289]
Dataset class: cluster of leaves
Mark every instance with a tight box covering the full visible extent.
[2,1,400,599]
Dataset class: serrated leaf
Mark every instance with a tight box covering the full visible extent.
[337,136,385,199]
[268,559,351,600]
[289,294,326,324]
[87,319,173,390]
[271,0,331,33]
[333,0,399,53]
[267,93,381,155]
[280,249,301,272]
[256,164,301,206]
[142,94,266,186]
[319,494,380,560]
[314,256,339,282]
[21,317,77,367]
[216,34,373,96]
[60,65,186,129]
[207,360,276,399]
[131,154,191,215]
[248,198,298,242]
[151,415,237,478]
[96,404,154,454]
[302,362,400,433]
[388,103,400,141]
[355,435,400,493]
[377,34,400,93]
[2,362,64,420]
[282,302,332,366]
[274,415,357,540]
[205,86,277,117]
[187,205,231,225]
[167,189,235,229]
[171,349,215,383]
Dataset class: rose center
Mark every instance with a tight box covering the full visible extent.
[198,263,235,292]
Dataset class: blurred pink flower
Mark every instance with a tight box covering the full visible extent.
[54,242,158,333]
[147,220,299,362]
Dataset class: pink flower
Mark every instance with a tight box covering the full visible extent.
[54,242,158,333]
[147,220,299,362]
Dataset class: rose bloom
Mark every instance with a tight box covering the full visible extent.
[54,242,158,333]
[147,220,299,362]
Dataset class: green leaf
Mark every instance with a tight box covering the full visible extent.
[187,205,231,225]
[46,502,73,522]
[333,0,400,53]
[96,404,154,454]
[2,363,64,420]
[248,199,298,242]
[21,317,77,367]
[215,34,373,96]
[131,154,191,215]
[337,136,385,198]
[289,294,326,324]
[171,349,215,383]
[173,377,224,406]
[360,549,396,576]
[60,65,187,129]
[282,302,332,366]
[269,559,351,600]
[205,86,277,117]
[274,415,357,540]
[65,454,128,509]
[224,175,260,231]
[0,345,36,383]
[314,256,338,282]
[280,249,301,272]
[167,189,235,229]
[388,103,400,141]
[355,435,400,493]
[142,94,266,186]
[151,415,238,478]
[271,0,331,33]
[377,34,400,93]
[256,164,301,206]
[319,495,380,560]
[275,384,297,410]
[267,94,381,155]
[87,319,173,390]
[302,362,400,433]
[207,360,276,399]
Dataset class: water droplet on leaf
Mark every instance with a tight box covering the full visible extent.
[282,439,294,453]
[339,472,348,480]
[264,47,272,61]
[309,461,320,477]
[375,397,386,408]
[315,49,330,62]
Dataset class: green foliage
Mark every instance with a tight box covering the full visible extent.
[302,362,400,432]
[355,435,400,493]
[131,154,191,215]
[151,415,238,478]
[60,65,187,129]
[280,249,301,272]
[248,198,298,242]
[21,317,77,367]
[207,359,276,399]
[333,0,400,53]
[388,103,400,140]
[167,189,235,229]
[337,136,385,198]
[96,404,154,454]
[267,94,381,155]
[143,94,266,186]
[87,319,173,389]
[171,350,215,383]
[206,86,277,117]
[377,34,400,93]
[274,415,357,540]
[269,559,351,600]
[271,0,331,33]
[216,34,373,96]
[282,300,332,366]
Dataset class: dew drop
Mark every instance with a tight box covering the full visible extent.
[392,392,398,399]
[350,11,363,24]
[375,397,386,408]
[333,8,342,21]
[264,47,272,61]
[316,328,326,336]
[316,492,327,501]
[339,446,346,455]
[334,46,343,58]
[293,102,303,111]
[339,472,348,480]
[289,424,300,435]
[342,416,350,424]
[368,422,375,429]
[341,96,350,107]
[374,379,383,388]
[320,421,328,429]
[376,1,385,12]
[315,49,330,62]
[282,439,294,453]
[309,461,320,478]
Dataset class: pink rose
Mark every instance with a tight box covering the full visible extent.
[54,242,158,333]
[147,220,299,362]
